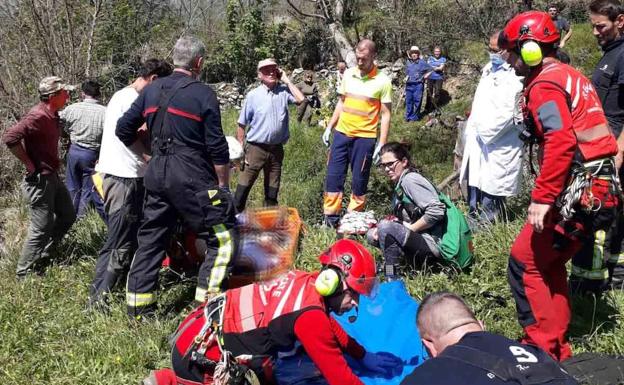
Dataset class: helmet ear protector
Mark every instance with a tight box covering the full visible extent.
[518,25,543,67]
[314,268,342,297]
[520,40,543,67]
[315,268,343,297]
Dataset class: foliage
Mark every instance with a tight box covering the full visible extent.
[1,103,623,383]
[203,0,298,85]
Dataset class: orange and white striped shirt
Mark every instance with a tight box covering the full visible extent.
[337,66,392,138]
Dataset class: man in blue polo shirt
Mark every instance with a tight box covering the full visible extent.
[404,46,433,122]
[234,58,304,212]
[425,46,447,115]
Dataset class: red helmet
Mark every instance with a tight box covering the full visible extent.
[499,11,560,50]
[318,239,377,296]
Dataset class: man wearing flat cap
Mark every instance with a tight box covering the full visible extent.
[234,58,305,211]
[2,76,76,279]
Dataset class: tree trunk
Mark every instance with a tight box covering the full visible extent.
[328,22,355,67]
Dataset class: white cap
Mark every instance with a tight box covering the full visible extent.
[257,58,278,70]
[409,46,420,53]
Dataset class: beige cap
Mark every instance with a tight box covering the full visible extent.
[409,46,420,53]
[257,58,278,70]
[38,76,75,96]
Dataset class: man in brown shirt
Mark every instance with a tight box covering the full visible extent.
[2,76,76,278]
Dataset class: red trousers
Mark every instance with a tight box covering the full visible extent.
[507,179,618,361]
[507,220,580,361]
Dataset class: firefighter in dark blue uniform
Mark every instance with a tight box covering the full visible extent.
[116,36,236,318]
[401,292,578,385]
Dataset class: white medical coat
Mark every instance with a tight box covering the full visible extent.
[459,62,525,197]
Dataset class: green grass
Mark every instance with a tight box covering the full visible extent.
[1,29,623,384]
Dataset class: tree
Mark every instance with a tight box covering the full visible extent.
[286,0,357,67]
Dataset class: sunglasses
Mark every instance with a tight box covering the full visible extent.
[378,159,400,170]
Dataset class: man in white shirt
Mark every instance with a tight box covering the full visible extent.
[459,31,524,224]
[88,59,172,309]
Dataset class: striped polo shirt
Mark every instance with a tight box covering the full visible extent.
[336,66,392,138]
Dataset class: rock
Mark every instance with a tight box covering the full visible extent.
[392,58,404,72]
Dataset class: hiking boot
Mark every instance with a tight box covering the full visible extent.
[322,215,340,229]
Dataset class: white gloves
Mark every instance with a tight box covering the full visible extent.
[361,351,402,376]
[372,143,383,165]
[322,127,332,147]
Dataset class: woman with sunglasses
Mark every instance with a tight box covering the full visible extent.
[367,142,446,280]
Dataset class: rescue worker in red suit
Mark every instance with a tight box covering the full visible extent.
[499,11,620,361]
[142,239,402,385]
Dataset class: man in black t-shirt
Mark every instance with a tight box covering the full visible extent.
[588,0,624,292]
[548,5,573,48]
[401,292,578,385]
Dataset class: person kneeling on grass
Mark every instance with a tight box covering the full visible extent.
[142,239,401,385]
[367,142,473,280]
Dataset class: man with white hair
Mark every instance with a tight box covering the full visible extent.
[233,58,304,212]
[116,36,236,318]
[401,292,578,385]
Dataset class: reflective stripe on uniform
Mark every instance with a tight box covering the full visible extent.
[575,124,612,143]
[593,230,606,270]
[195,287,207,303]
[126,291,156,307]
[207,224,233,294]
[571,265,608,280]
[609,253,624,264]
[571,229,609,280]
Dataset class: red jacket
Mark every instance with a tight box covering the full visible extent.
[524,60,618,204]
[222,270,365,385]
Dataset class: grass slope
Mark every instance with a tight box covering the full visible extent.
[1,33,623,382]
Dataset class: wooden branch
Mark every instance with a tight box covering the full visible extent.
[285,0,327,20]
[436,170,459,191]
[85,0,103,77]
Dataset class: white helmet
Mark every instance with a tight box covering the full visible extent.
[226,136,243,161]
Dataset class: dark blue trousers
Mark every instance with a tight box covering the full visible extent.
[468,186,506,223]
[66,143,106,221]
[405,82,424,121]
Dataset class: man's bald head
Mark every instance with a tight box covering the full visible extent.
[355,39,377,75]
[417,292,480,340]
[356,39,377,54]
[489,30,501,51]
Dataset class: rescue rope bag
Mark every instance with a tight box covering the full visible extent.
[395,172,474,269]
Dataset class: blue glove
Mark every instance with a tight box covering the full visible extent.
[361,351,403,376]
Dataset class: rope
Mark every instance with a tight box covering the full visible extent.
[557,159,613,220]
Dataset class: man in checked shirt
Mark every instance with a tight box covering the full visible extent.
[60,80,107,220]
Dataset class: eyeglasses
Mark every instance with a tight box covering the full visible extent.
[379,159,400,170]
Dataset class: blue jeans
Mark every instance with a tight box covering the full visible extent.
[405,82,424,121]
[274,351,328,385]
[66,143,105,221]
[468,186,506,223]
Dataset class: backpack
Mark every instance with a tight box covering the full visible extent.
[561,352,624,385]
[443,344,578,385]
[395,172,474,269]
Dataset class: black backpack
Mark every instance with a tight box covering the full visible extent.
[442,344,577,385]
[561,353,624,385]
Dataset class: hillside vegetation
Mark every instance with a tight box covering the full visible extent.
[1,21,623,385]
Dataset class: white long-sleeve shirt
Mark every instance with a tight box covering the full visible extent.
[459,62,525,197]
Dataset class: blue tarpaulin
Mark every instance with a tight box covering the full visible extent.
[334,281,427,385]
